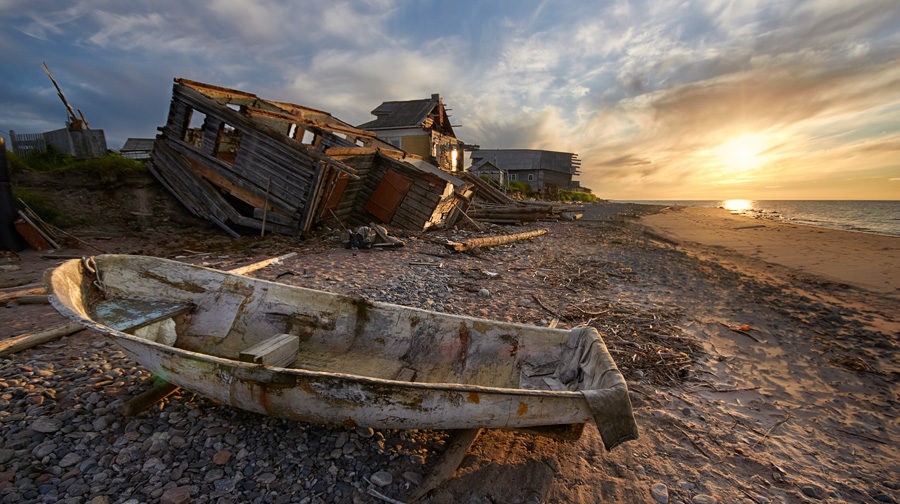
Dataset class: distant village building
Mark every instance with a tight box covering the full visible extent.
[8,63,108,159]
[357,94,461,173]
[8,128,107,159]
[468,149,583,193]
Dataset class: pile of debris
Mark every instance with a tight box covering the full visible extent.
[458,173,583,225]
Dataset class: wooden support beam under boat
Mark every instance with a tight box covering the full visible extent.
[406,428,482,502]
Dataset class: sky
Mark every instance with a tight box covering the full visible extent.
[1,0,899,200]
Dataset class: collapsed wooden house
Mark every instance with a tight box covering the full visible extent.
[149,79,472,237]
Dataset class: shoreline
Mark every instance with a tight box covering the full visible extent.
[638,205,900,295]
[614,199,900,238]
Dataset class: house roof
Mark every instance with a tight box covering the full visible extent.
[404,158,469,190]
[469,158,500,172]
[121,138,155,152]
[357,94,455,137]
[469,149,581,175]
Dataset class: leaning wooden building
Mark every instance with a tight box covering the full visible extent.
[149,79,471,237]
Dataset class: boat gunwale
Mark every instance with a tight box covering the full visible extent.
[47,256,587,399]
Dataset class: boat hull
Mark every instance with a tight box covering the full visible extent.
[47,255,634,440]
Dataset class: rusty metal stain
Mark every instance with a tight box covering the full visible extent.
[517,402,528,416]
[298,378,316,395]
[467,392,480,404]
[351,297,372,337]
[499,333,520,356]
[456,321,469,374]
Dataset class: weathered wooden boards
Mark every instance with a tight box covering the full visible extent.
[226,252,297,276]
[239,333,300,367]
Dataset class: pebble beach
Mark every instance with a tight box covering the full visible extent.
[1,202,897,503]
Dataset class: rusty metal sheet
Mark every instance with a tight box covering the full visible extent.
[365,169,412,223]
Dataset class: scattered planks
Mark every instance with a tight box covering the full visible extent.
[446,228,548,252]
[226,252,297,275]
[0,286,47,306]
[0,321,85,357]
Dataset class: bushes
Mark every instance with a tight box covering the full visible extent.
[10,147,146,176]
[505,180,532,194]
[557,190,598,203]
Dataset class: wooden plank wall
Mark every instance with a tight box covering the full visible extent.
[153,83,339,235]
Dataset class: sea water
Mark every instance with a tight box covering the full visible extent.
[619,200,900,237]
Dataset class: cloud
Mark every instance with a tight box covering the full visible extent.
[1,0,899,199]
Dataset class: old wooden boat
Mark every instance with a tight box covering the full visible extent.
[47,255,638,449]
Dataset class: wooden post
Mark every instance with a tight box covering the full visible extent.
[260,176,271,237]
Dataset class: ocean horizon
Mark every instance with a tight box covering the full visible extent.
[615,200,900,237]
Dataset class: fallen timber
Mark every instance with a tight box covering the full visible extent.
[47,254,638,450]
[446,228,549,252]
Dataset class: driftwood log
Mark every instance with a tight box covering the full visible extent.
[0,321,85,356]
[446,228,548,252]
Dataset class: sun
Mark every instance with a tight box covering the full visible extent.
[716,134,767,171]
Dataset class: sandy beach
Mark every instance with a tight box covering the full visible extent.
[1,202,897,503]
[641,206,900,295]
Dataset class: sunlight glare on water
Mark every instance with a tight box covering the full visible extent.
[722,199,754,211]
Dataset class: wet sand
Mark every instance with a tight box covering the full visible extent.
[641,205,900,295]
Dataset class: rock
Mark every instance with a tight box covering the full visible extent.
[32,417,62,433]
[160,486,192,504]
[650,483,669,503]
[691,495,717,504]
[212,450,231,465]
[801,484,826,500]
[0,449,15,464]
[478,288,491,298]
[92,416,109,431]
[89,497,111,504]
[58,452,82,468]
[33,441,57,459]
[213,477,236,493]
[204,468,224,482]
[257,472,277,485]
[334,432,349,449]
[67,482,89,497]
[370,470,392,487]
[402,471,423,486]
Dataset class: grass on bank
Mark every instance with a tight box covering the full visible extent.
[8,147,147,225]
